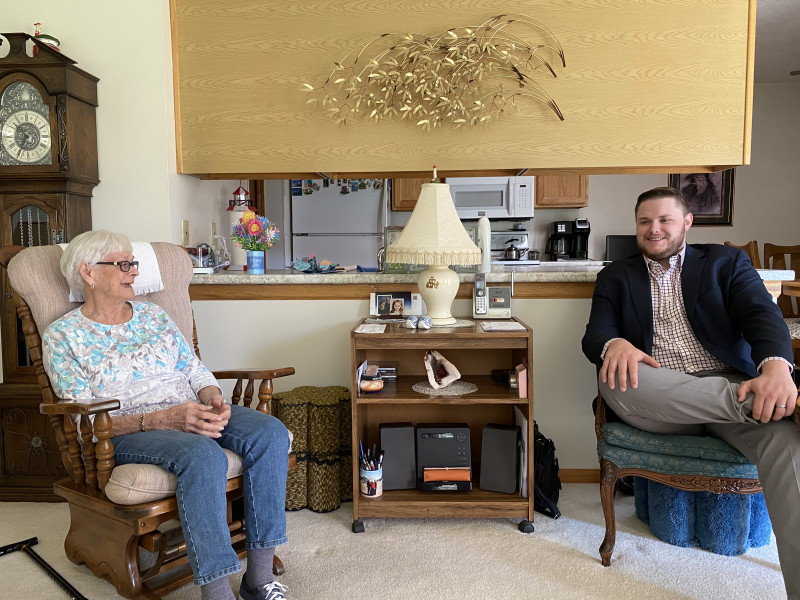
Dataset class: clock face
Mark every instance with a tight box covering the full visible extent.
[0,81,53,166]
[2,110,52,163]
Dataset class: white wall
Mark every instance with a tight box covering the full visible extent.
[4,5,799,468]
[4,1,233,246]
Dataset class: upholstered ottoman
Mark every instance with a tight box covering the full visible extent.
[272,386,352,512]
[634,478,771,555]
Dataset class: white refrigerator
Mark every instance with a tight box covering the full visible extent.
[289,180,389,269]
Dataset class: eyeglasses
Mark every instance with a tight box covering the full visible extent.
[95,260,140,272]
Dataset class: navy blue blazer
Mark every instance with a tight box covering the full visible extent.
[582,244,792,379]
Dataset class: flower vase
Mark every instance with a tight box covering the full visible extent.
[246,250,265,274]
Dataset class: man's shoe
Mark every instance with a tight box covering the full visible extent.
[239,579,288,600]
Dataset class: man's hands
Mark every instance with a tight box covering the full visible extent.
[737,360,798,423]
[600,339,661,392]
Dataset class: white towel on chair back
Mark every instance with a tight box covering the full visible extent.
[59,241,164,302]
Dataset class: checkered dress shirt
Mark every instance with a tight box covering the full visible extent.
[646,250,730,373]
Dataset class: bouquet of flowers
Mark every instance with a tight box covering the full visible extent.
[231,211,280,251]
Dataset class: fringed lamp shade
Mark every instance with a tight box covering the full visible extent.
[386,182,482,325]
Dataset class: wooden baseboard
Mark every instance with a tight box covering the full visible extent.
[560,469,600,483]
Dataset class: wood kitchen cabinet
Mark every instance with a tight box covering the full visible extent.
[350,318,534,532]
[534,175,589,208]
[391,178,428,211]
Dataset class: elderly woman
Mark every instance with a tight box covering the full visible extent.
[41,231,290,600]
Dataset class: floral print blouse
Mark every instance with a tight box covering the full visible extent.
[42,301,219,416]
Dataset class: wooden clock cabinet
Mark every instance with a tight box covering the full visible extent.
[0,33,97,500]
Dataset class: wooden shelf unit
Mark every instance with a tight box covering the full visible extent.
[350,318,534,530]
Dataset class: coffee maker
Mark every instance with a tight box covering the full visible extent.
[546,219,591,260]
[546,221,572,260]
[573,218,590,259]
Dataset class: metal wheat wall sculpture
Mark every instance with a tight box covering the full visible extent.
[304,14,565,131]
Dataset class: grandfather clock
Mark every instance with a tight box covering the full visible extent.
[0,33,98,500]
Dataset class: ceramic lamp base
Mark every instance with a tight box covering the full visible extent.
[417,265,459,326]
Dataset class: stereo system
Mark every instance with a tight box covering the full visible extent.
[416,423,472,491]
[378,422,521,493]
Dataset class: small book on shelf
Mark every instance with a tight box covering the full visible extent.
[373,361,398,381]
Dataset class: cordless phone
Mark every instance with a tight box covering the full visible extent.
[473,274,512,319]
[473,273,488,317]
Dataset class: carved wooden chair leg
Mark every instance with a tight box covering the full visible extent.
[272,554,285,576]
[599,459,619,567]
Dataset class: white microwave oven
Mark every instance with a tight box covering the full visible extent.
[445,176,534,220]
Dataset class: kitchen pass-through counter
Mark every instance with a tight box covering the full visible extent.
[190,263,794,301]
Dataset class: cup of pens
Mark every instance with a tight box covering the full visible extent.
[359,442,383,498]
[360,467,383,497]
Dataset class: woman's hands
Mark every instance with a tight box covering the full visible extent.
[154,397,230,438]
[143,387,230,438]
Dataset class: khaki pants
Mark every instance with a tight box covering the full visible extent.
[600,365,800,600]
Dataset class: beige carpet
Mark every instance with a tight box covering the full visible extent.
[0,484,785,600]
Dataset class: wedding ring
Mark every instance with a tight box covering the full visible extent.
[777,405,786,409]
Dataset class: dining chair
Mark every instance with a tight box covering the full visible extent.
[723,240,761,269]
[764,244,800,316]
[763,244,800,369]
[0,243,295,600]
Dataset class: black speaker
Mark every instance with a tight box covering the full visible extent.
[379,423,416,490]
[479,424,520,494]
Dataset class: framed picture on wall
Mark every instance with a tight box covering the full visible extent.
[668,168,735,225]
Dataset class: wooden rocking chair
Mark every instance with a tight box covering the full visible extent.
[0,243,295,600]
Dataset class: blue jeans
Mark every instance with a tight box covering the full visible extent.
[111,404,289,585]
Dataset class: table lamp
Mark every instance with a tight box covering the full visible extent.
[386,169,482,325]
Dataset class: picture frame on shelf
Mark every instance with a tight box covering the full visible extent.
[376,294,391,315]
[668,169,735,226]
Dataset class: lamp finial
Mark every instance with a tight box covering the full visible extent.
[432,165,440,183]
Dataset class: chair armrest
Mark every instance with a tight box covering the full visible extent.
[594,367,607,441]
[595,392,608,440]
[212,367,295,413]
[40,399,121,415]
[40,399,120,492]
[213,368,295,380]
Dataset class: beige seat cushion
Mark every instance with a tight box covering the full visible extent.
[104,429,293,505]
[104,448,244,505]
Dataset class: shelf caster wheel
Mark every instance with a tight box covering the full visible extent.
[518,520,534,534]
[352,520,365,533]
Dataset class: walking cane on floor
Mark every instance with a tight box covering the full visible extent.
[0,537,88,600]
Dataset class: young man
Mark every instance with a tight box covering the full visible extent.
[582,186,800,599]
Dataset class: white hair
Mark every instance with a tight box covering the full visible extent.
[60,230,132,293]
